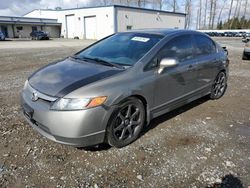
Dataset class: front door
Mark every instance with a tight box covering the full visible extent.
[152,34,197,112]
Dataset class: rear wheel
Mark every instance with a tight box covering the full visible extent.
[106,98,145,148]
[210,72,227,99]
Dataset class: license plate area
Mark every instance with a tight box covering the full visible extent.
[23,103,34,119]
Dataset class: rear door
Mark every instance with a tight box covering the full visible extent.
[151,34,197,110]
[193,34,218,90]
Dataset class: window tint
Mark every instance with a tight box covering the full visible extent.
[145,35,194,70]
[194,35,216,56]
[145,34,194,70]
[159,35,194,62]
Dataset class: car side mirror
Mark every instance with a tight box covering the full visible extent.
[158,58,178,74]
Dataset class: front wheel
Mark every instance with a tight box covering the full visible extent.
[106,98,145,148]
[210,72,227,99]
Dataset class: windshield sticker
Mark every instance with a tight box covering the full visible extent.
[131,37,150,42]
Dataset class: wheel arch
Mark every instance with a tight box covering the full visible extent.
[112,94,151,126]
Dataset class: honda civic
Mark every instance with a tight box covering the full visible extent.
[21,29,229,148]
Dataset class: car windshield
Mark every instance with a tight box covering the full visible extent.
[76,32,163,66]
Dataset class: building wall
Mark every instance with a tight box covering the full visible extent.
[24,6,186,40]
[116,7,186,32]
[0,23,60,38]
[24,7,115,40]
[42,26,61,38]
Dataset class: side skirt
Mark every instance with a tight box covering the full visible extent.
[150,85,211,120]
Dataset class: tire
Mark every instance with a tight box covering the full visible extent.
[210,71,227,100]
[106,98,145,148]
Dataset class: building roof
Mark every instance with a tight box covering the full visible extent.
[24,5,186,17]
[0,16,61,25]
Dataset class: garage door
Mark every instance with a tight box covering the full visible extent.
[66,15,75,38]
[84,16,97,39]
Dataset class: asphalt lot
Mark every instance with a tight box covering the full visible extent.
[0,37,249,188]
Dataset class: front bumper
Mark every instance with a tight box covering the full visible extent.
[21,84,111,147]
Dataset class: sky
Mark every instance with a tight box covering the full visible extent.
[0,0,249,29]
[0,0,92,16]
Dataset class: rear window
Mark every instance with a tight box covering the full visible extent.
[194,35,216,56]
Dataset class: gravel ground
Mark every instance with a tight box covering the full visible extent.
[0,38,249,188]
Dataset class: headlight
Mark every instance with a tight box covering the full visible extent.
[50,96,107,110]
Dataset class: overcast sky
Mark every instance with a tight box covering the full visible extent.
[0,0,92,16]
[0,0,249,29]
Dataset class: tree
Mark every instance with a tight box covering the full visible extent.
[217,0,227,28]
[211,0,217,29]
[198,0,202,29]
[228,0,234,22]
[185,0,192,29]
[208,0,214,28]
[155,0,164,10]
[203,0,208,28]
[217,20,223,29]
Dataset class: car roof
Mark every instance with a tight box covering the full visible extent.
[121,29,202,37]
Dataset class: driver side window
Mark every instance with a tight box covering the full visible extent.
[145,34,194,70]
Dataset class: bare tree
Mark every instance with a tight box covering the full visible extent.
[137,0,143,7]
[198,0,202,29]
[236,0,243,18]
[217,0,227,27]
[243,0,248,17]
[230,0,239,28]
[155,0,164,9]
[228,0,234,22]
[208,0,214,28]
[173,0,177,12]
[185,0,192,29]
[204,0,208,28]
[196,9,200,29]
[211,0,217,29]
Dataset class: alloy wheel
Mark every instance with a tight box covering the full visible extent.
[113,104,142,141]
[212,72,226,98]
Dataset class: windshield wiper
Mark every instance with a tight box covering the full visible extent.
[70,55,85,61]
[94,58,125,69]
[70,55,125,69]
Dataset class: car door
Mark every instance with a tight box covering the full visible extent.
[149,34,197,114]
[193,34,218,90]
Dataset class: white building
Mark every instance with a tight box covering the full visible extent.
[24,5,186,40]
[0,16,61,38]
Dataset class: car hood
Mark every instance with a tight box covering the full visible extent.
[28,58,123,97]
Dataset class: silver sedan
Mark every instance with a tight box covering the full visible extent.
[21,29,229,148]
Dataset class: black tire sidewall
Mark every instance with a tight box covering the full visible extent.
[106,98,145,148]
